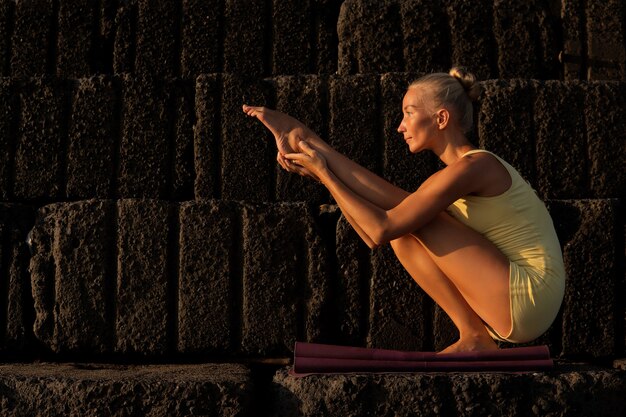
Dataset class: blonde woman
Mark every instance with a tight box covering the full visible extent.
[243,68,565,353]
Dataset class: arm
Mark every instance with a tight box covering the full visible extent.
[287,142,482,246]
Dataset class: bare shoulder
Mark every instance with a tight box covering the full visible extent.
[460,152,512,196]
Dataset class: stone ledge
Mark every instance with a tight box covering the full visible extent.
[272,363,626,416]
[0,362,252,417]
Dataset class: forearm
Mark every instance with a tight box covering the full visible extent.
[319,167,389,246]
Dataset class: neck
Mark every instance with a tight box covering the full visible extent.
[431,130,476,166]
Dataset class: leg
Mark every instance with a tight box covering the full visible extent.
[243,105,409,209]
[391,213,511,352]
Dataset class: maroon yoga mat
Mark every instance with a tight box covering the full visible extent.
[290,342,553,376]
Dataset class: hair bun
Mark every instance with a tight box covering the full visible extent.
[449,67,481,101]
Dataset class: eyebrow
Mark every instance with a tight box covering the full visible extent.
[403,105,419,111]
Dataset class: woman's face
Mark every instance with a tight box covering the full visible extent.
[397,88,438,153]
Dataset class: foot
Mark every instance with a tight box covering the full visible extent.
[242,105,319,155]
[438,334,499,354]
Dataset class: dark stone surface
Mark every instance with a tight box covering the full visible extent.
[432,305,458,352]
[586,1,626,80]
[66,76,118,199]
[135,0,179,78]
[116,200,170,356]
[194,74,221,199]
[0,204,35,352]
[0,362,252,417]
[52,201,114,354]
[118,75,170,198]
[369,244,431,351]
[57,0,95,78]
[550,200,620,358]
[584,82,626,198]
[401,0,450,74]
[178,200,234,354]
[534,81,588,199]
[10,0,53,76]
[312,0,342,74]
[445,0,496,81]
[273,364,626,417]
[380,72,438,193]
[181,0,222,77]
[337,0,404,74]
[112,0,137,74]
[0,1,13,76]
[478,80,536,187]
[334,214,369,346]
[328,74,380,174]
[274,75,329,204]
[492,0,560,79]
[221,74,274,201]
[241,202,328,356]
[223,0,266,76]
[14,78,66,200]
[273,0,313,75]
[561,0,584,80]
[0,78,15,200]
[169,79,195,200]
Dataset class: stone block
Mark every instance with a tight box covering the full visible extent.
[194,74,221,199]
[478,80,536,187]
[170,79,195,200]
[181,0,222,77]
[328,75,380,174]
[584,82,626,198]
[492,0,560,79]
[274,75,329,204]
[221,74,274,201]
[57,0,95,78]
[334,214,369,345]
[337,0,404,74]
[586,0,626,80]
[112,0,137,74]
[116,200,171,356]
[11,0,53,76]
[273,366,626,417]
[0,78,15,200]
[311,0,342,74]
[369,244,431,351]
[0,204,35,352]
[0,1,14,76]
[401,0,450,73]
[241,203,328,356]
[30,201,115,355]
[0,363,252,417]
[178,200,235,354]
[66,76,118,199]
[380,73,438,192]
[561,0,584,80]
[118,75,171,198]
[534,81,587,199]
[445,0,496,80]
[273,0,313,75]
[14,78,66,200]
[135,0,179,78]
[223,0,266,76]
[550,200,620,358]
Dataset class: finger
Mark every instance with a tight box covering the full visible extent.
[277,153,288,170]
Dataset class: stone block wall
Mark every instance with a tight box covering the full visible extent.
[0,1,625,414]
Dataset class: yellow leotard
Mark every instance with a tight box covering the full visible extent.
[445,149,566,343]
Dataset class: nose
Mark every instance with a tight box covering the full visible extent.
[397,120,405,133]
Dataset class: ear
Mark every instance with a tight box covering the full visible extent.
[435,109,449,129]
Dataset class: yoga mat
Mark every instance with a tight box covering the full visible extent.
[294,341,550,362]
[290,342,553,377]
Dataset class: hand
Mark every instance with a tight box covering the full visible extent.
[284,140,327,180]
[277,151,322,182]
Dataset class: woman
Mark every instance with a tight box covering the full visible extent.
[243,67,565,353]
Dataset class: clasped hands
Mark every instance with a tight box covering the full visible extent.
[276,139,327,183]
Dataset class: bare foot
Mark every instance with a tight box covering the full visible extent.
[242,105,319,155]
[438,334,499,354]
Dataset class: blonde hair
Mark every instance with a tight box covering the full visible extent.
[408,67,481,133]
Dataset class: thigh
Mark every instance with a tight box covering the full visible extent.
[412,212,512,336]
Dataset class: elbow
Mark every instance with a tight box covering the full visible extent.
[370,227,390,248]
